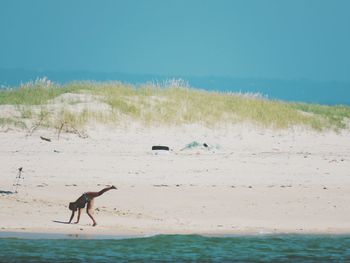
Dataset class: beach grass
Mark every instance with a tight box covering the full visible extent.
[0,80,349,131]
[0,117,27,129]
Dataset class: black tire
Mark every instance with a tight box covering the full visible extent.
[152,146,170,151]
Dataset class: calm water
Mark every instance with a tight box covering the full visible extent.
[1,234,350,262]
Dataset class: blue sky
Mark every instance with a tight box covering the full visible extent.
[1,0,350,81]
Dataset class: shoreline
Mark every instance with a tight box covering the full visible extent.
[2,229,350,240]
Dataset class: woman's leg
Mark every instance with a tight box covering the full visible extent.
[86,185,116,198]
[86,199,97,226]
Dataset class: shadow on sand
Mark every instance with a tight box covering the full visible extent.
[52,220,70,224]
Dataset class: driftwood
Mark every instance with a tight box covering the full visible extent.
[27,114,45,136]
[40,136,51,142]
[71,127,88,139]
[57,122,88,140]
[57,122,65,140]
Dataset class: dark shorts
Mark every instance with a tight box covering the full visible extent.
[78,202,87,209]
[69,201,87,211]
[69,202,77,211]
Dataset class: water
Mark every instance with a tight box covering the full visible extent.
[1,234,350,262]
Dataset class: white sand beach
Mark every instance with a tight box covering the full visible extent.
[1,123,350,236]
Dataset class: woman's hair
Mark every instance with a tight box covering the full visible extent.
[69,202,77,211]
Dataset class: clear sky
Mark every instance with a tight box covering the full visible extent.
[1,0,350,81]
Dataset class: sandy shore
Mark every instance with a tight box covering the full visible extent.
[1,124,350,236]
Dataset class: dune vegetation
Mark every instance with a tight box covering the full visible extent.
[0,79,349,133]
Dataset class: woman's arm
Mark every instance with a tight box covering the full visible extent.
[68,210,75,223]
[75,208,81,223]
